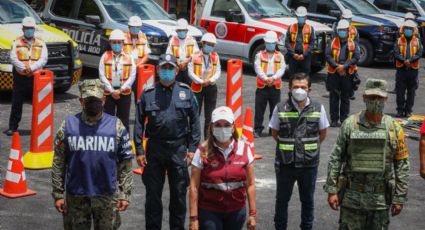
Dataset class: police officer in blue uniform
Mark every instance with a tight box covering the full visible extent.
[134,54,201,230]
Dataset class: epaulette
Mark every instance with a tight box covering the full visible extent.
[178,82,190,89]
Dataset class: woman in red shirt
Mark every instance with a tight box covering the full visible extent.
[189,106,256,230]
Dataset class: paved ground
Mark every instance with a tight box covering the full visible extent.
[0,61,424,230]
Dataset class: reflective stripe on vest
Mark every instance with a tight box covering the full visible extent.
[327,37,357,75]
[256,50,282,89]
[16,36,43,67]
[349,26,357,41]
[289,23,312,52]
[191,51,219,93]
[396,36,420,69]
[123,32,147,58]
[103,51,133,95]
[201,181,245,191]
[171,36,195,59]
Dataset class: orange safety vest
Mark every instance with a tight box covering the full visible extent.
[348,26,358,41]
[327,37,357,75]
[396,36,420,69]
[399,26,419,38]
[15,36,43,68]
[191,51,219,93]
[103,51,133,95]
[170,35,195,59]
[123,32,147,64]
[256,50,282,89]
[289,23,312,53]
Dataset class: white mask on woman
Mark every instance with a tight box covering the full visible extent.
[212,127,233,143]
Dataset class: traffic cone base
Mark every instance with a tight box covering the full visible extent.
[23,151,54,169]
[133,167,144,175]
[254,154,263,160]
[0,188,36,199]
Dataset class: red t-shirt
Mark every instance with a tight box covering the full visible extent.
[421,119,425,135]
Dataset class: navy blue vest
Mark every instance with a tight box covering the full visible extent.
[64,113,118,196]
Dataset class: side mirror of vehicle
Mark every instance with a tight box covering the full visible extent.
[225,11,245,24]
[329,10,341,18]
[85,15,101,25]
[169,14,177,20]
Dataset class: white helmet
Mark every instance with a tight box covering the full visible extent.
[176,18,189,30]
[22,17,36,28]
[336,19,350,30]
[201,33,217,44]
[295,6,308,17]
[109,29,125,41]
[404,19,417,28]
[263,31,278,43]
[404,12,415,20]
[342,9,353,19]
[128,16,142,27]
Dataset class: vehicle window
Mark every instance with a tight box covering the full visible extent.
[52,0,74,18]
[239,0,292,18]
[416,0,425,11]
[316,0,340,15]
[100,0,170,22]
[0,0,42,24]
[397,0,417,13]
[211,0,241,17]
[339,0,381,15]
[78,0,102,21]
[288,0,312,10]
[373,0,393,11]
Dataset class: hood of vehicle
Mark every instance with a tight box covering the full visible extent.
[367,14,404,27]
[0,24,75,49]
[257,17,332,33]
[142,20,204,37]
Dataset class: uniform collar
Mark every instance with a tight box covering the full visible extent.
[81,111,103,126]
[159,81,176,91]
[358,111,385,129]
[213,139,235,159]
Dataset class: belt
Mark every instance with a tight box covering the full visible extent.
[148,137,187,147]
[347,181,386,193]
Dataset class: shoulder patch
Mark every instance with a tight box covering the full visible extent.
[394,126,409,160]
[178,82,190,89]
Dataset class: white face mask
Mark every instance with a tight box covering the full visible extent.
[212,127,233,143]
[292,88,308,102]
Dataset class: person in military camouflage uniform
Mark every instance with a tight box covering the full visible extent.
[52,79,133,230]
[324,79,410,230]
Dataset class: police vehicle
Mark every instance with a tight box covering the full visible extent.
[0,0,82,93]
[284,0,404,66]
[42,0,204,69]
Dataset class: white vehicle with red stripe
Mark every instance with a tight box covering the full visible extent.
[199,0,333,72]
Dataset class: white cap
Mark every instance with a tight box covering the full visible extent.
[212,106,234,123]
[295,6,308,17]
[404,19,417,28]
[176,18,189,30]
[128,16,142,27]
[342,9,353,19]
[201,33,217,44]
[404,12,415,20]
[109,29,125,40]
[337,19,350,30]
[22,17,36,28]
[263,31,278,43]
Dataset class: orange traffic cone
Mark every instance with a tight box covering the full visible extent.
[0,132,37,198]
[241,107,263,160]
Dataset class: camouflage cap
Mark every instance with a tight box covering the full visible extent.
[78,79,104,99]
[364,79,388,97]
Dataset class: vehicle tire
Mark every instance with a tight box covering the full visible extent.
[311,65,324,74]
[55,84,72,94]
[358,38,374,67]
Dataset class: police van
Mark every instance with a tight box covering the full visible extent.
[42,0,204,69]
[0,0,82,93]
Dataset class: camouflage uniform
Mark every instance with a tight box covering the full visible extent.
[52,80,133,230]
[324,79,410,230]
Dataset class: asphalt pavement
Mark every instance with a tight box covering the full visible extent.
[0,61,424,230]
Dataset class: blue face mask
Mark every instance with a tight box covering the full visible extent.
[265,43,276,51]
[297,17,305,24]
[338,30,348,39]
[159,68,176,83]
[24,29,35,38]
[404,29,413,38]
[129,27,140,34]
[111,43,122,53]
[203,44,214,53]
[177,31,187,39]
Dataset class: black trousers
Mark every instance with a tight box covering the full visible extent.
[254,86,281,133]
[194,84,217,139]
[396,68,418,114]
[103,94,131,131]
[327,73,352,123]
[287,55,311,77]
[9,71,34,130]
[132,74,139,105]
[176,69,192,86]
[142,139,189,230]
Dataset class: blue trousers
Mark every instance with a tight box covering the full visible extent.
[274,164,318,230]
[199,207,246,230]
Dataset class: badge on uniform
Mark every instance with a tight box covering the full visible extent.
[179,91,186,100]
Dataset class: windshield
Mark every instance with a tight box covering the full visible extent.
[238,0,292,18]
[0,0,42,24]
[416,0,425,10]
[100,0,170,22]
[339,0,381,15]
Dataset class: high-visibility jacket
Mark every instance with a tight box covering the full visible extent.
[103,51,133,95]
[289,23,312,53]
[15,36,43,68]
[191,51,219,93]
[396,36,420,69]
[327,37,357,75]
[198,141,250,213]
[170,35,196,59]
[123,32,148,63]
[256,50,282,89]
[348,26,358,41]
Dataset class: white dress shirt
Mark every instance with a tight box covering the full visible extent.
[187,51,221,84]
[98,52,137,93]
[254,51,286,80]
[10,37,48,73]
